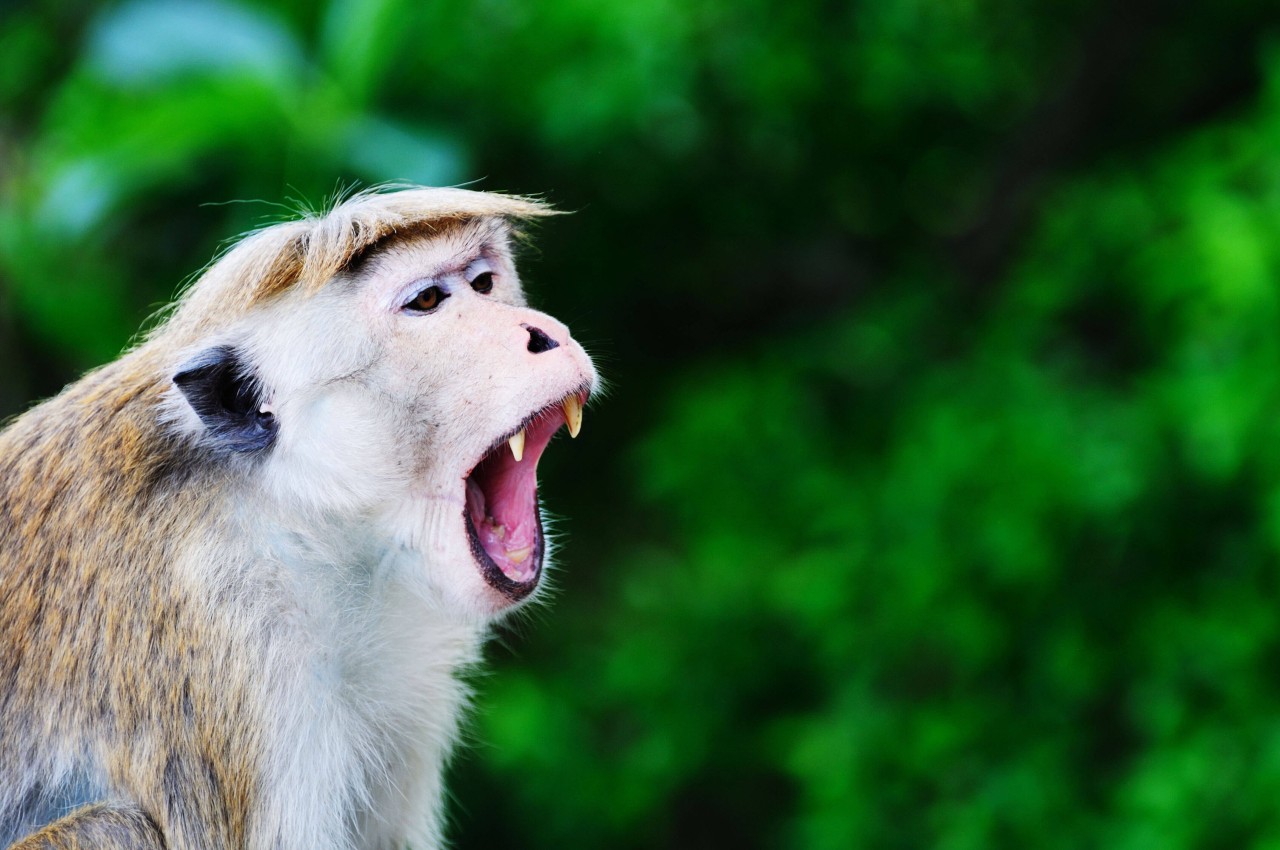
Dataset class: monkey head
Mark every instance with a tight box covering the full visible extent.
[165,190,598,622]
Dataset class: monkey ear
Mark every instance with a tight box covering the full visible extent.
[173,346,278,454]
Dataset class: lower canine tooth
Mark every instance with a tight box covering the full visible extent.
[507,545,533,564]
[562,395,583,438]
[509,429,526,462]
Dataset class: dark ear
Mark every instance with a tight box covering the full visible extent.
[173,346,277,454]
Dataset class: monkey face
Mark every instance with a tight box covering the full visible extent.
[362,220,598,617]
[175,215,598,621]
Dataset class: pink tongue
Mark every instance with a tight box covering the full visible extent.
[466,413,562,581]
[468,467,536,548]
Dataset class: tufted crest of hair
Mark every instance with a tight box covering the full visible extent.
[161,187,555,342]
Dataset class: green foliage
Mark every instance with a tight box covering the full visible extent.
[5,0,1280,847]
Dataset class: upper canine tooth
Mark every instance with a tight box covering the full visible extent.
[509,429,526,462]
[562,395,583,438]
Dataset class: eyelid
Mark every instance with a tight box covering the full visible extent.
[392,277,443,310]
[402,284,449,312]
[466,257,495,280]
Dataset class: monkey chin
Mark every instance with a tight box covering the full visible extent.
[462,390,587,604]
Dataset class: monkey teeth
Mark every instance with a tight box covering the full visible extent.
[510,396,581,461]
[466,389,591,592]
[562,395,583,438]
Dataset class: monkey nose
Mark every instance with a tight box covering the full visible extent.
[522,324,560,354]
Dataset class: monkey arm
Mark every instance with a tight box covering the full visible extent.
[7,803,163,850]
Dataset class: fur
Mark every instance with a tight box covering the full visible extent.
[0,187,597,849]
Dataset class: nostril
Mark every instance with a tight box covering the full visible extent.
[524,324,560,354]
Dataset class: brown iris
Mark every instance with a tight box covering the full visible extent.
[405,285,447,312]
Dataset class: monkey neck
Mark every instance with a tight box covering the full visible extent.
[220,502,486,850]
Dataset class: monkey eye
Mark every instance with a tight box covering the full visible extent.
[404,285,449,313]
[467,258,496,294]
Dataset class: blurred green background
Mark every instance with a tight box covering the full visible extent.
[5,0,1280,847]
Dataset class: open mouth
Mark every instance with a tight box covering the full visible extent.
[464,390,587,599]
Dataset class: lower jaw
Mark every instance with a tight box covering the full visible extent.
[464,506,543,602]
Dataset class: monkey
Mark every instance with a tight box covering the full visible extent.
[0,187,598,850]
